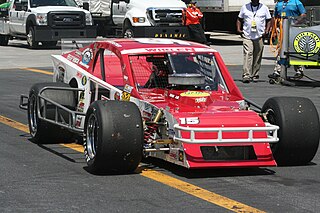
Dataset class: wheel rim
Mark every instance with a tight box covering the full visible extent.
[28,95,38,136]
[86,114,98,160]
[124,29,134,38]
[265,108,277,150]
[27,28,33,47]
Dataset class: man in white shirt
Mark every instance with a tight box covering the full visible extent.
[237,0,271,83]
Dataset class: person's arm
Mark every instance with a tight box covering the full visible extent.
[265,18,272,35]
[265,6,272,34]
[236,18,243,34]
[237,6,244,34]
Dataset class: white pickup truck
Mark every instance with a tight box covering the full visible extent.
[0,0,96,48]
[77,0,188,39]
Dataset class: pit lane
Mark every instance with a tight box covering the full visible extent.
[0,40,320,212]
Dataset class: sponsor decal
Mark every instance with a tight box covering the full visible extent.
[180,91,210,97]
[146,48,195,53]
[67,54,80,64]
[124,84,133,93]
[179,117,199,125]
[81,48,93,65]
[121,91,131,101]
[293,31,320,57]
[195,97,207,103]
[76,72,82,78]
[154,33,187,38]
[77,92,85,112]
[114,92,120,100]
[81,76,87,86]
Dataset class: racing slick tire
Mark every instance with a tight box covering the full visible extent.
[28,82,77,144]
[262,97,320,166]
[0,35,9,46]
[27,26,38,49]
[84,100,143,174]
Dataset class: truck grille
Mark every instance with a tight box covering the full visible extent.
[147,8,184,26]
[48,12,85,29]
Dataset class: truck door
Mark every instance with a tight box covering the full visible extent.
[112,0,128,25]
[9,0,29,34]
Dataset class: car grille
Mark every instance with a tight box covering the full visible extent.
[147,8,184,26]
[48,12,85,29]
[200,146,257,161]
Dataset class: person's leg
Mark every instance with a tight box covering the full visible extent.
[252,38,264,80]
[187,25,197,42]
[242,38,253,83]
[198,24,207,44]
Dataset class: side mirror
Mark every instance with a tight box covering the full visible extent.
[124,0,130,3]
[83,2,89,11]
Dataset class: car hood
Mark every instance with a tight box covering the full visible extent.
[140,90,265,127]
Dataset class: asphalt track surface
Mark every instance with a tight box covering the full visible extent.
[1,39,320,212]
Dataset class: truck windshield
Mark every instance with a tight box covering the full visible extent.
[30,0,78,7]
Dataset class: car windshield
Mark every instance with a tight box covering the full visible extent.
[130,53,228,92]
[30,0,78,7]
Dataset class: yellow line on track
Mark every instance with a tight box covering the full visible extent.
[20,67,53,75]
[0,115,266,213]
[2,67,266,212]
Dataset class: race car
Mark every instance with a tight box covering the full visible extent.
[20,38,320,174]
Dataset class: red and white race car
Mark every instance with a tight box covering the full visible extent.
[20,38,320,173]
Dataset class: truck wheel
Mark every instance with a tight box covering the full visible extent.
[84,100,143,174]
[28,82,77,144]
[27,26,38,48]
[123,22,134,38]
[262,97,320,166]
[0,35,9,46]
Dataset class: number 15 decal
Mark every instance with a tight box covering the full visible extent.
[179,117,199,125]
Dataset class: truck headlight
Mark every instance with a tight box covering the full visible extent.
[132,17,145,23]
[36,13,47,25]
[85,13,93,25]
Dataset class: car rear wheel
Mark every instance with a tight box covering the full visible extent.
[28,82,77,144]
[262,97,320,166]
[84,100,143,174]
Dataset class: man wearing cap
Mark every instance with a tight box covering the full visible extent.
[185,1,207,44]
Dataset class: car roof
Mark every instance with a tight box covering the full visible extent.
[94,38,217,55]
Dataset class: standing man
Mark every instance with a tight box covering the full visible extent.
[185,1,207,44]
[237,0,271,83]
[268,0,306,79]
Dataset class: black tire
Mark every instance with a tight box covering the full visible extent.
[28,82,77,144]
[123,21,134,38]
[0,35,9,46]
[262,97,320,166]
[84,100,143,174]
[27,26,38,49]
[41,41,57,47]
